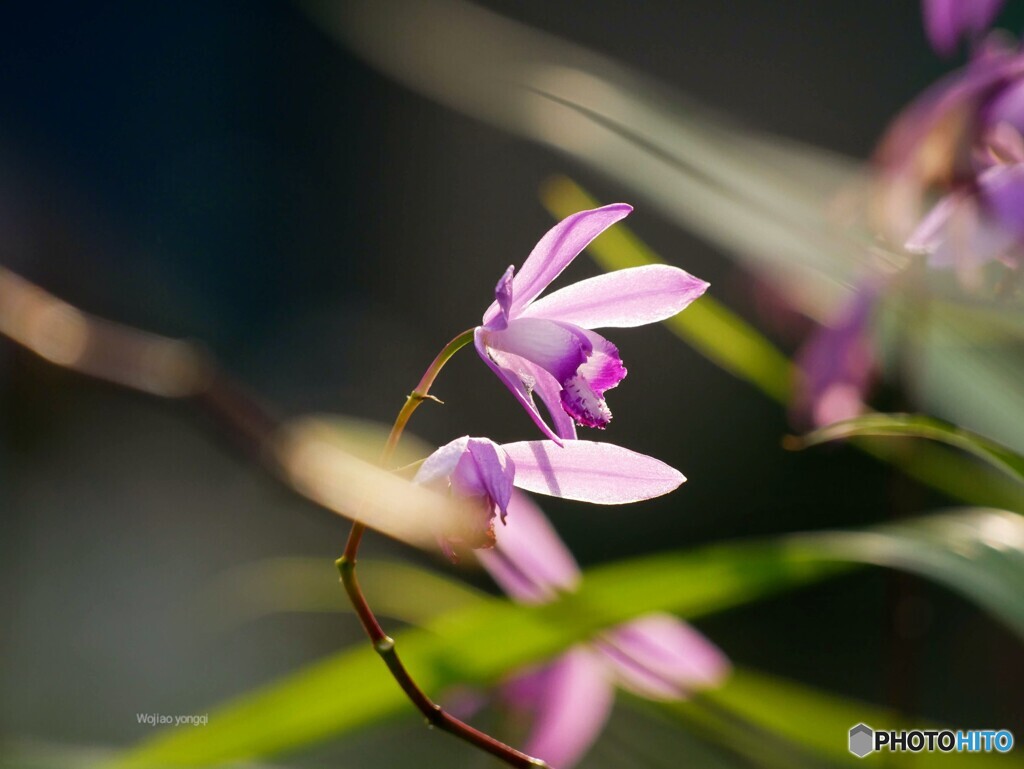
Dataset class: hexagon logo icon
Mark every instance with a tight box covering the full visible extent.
[849,723,874,758]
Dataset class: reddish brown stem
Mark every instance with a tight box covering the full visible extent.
[337,328,548,768]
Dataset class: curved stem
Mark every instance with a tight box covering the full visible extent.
[381,326,477,466]
[338,329,548,769]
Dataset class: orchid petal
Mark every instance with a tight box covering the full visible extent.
[473,328,564,445]
[413,436,470,488]
[482,204,633,324]
[986,80,1024,133]
[477,491,581,603]
[597,613,731,701]
[482,317,591,384]
[793,286,878,429]
[877,47,1024,174]
[516,358,578,441]
[922,0,1004,58]
[452,438,515,522]
[522,265,709,329]
[560,376,613,429]
[501,440,685,503]
[979,162,1024,237]
[513,649,614,769]
[559,329,626,429]
[908,189,1016,268]
[983,121,1024,164]
[492,264,515,330]
[905,189,968,254]
[575,331,627,393]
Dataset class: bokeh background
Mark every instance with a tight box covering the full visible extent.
[2,1,1021,766]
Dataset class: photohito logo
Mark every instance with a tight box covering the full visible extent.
[849,724,1014,758]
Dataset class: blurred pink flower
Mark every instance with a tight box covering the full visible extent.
[792,284,879,429]
[475,493,730,768]
[414,436,685,559]
[875,36,1024,270]
[475,205,708,443]
[906,121,1024,270]
[922,0,1004,57]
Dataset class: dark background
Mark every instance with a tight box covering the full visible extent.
[1,1,1020,764]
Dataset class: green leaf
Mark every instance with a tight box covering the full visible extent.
[798,510,1024,638]
[668,667,1024,768]
[114,510,1024,767]
[799,413,1024,494]
[855,437,1024,515]
[189,557,486,635]
[909,317,1024,457]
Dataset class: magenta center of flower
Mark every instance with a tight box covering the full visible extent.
[481,319,627,429]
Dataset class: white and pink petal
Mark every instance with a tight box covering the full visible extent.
[473,328,565,444]
[506,649,615,769]
[482,204,633,325]
[481,318,591,384]
[477,490,581,603]
[596,613,731,701]
[522,264,709,329]
[501,440,685,504]
[451,438,515,521]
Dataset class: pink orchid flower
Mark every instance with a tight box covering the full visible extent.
[475,205,708,443]
[414,436,684,559]
[874,37,1024,270]
[477,493,730,769]
[922,0,1004,58]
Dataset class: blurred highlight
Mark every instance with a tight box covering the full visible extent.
[0,266,469,550]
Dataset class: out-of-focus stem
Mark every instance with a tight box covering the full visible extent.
[0,266,283,465]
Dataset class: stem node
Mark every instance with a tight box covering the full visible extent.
[410,390,445,405]
[334,554,353,577]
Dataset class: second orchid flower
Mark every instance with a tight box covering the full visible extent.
[414,435,685,558]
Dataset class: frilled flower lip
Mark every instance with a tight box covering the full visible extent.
[475,205,709,443]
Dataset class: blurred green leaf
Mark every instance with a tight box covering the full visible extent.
[281,413,435,470]
[189,557,485,635]
[857,437,1024,514]
[800,413,1024,495]
[668,667,1024,768]
[910,318,1024,457]
[800,510,1024,638]
[115,509,1023,767]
